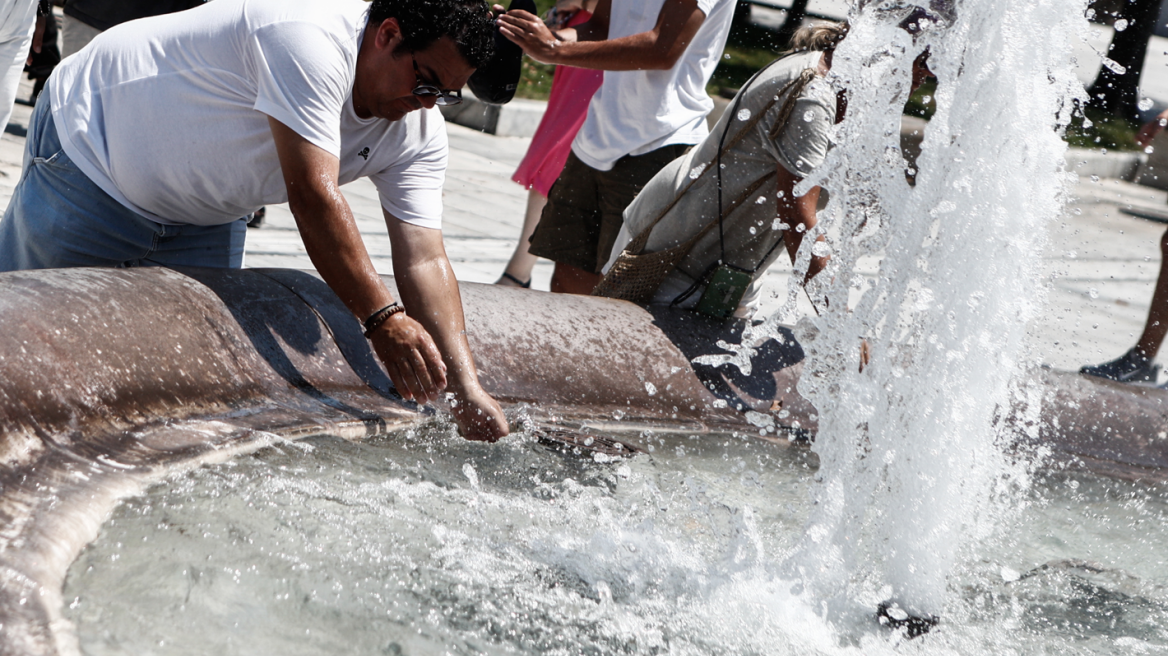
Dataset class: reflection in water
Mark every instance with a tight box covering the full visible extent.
[64,424,1168,654]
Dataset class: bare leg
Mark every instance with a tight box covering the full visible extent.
[549,262,601,295]
[1135,228,1168,358]
[497,189,547,287]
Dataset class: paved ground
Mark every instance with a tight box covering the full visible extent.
[5,68,1168,377]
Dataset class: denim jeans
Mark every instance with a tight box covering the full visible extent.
[0,89,246,272]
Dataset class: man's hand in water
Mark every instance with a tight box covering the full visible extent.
[447,383,509,442]
[369,314,508,442]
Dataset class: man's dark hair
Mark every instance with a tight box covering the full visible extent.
[369,0,496,69]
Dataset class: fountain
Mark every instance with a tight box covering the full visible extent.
[3,0,1168,653]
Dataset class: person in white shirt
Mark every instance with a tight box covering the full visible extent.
[0,0,47,130]
[0,0,509,441]
[497,0,736,294]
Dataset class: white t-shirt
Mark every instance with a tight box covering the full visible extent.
[49,0,448,228]
[571,0,736,172]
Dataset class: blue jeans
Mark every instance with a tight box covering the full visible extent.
[0,90,246,272]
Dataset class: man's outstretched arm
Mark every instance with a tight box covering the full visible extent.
[385,215,508,441]
[267,117,507,441]
[497,0,705,71]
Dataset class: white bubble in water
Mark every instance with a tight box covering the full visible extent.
[755,195,767,204]
[688,163,706,179]
[1139,97,1155,111]
[1088,288,1098,299]
[1114,18,1129,31]
[461,463,480,490]
[812,242,832,257]
[795,223,806,233]
[1102,57,1126,75]
[749,226,757,235]
[644,381,657,396]
[737,108,752,121]
[803,110,815,122]
[772,219,789,231]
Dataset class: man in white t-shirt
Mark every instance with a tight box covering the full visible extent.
[497,0,736,294]
[0,0,509,441]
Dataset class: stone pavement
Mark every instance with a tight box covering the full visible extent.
[3,78,1168,377]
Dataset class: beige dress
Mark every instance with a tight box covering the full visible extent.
[603,51,836,316]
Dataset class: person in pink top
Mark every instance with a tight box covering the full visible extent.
[496,0,601,288]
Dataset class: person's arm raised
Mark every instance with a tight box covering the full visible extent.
[267,117,454,416]
[497,0,705,70]
[384,214,509,442]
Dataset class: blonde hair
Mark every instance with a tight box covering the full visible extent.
[786,21,849,54]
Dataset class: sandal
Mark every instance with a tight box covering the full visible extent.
[497,272,531,288]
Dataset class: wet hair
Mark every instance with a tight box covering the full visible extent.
[368,0,496,69]
[786,21,849,54]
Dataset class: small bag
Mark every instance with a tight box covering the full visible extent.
[695,264,753,319]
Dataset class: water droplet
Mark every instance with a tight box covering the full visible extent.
[1147,145,1155,154]
[737,108,752,121]
[922,95,932,103]
[1115,18,1129,31]
[1139,97,1154,111]
[1088,288,1098,299]
[1000,567,1021,582]
[795,224,806,233]
[1102,57,1126,75]
[803,109,815,122]
[772,219,789,231]
[749,226,757,235]
[644,381,657,396]
[755,195,767,204]
[688,163,706,179]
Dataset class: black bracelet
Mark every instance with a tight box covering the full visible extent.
[362,302,405,337]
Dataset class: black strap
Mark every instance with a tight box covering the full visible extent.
[715,56,805,271]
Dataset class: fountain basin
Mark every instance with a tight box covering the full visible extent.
[0,267,1165,654]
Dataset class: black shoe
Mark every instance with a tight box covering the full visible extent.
[876,601,938,638]
[1079,348,1159,383]
[247,206,266,229]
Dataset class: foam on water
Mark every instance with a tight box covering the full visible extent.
[61,424,1168,654]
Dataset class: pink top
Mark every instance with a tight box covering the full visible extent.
[511,10,603,197]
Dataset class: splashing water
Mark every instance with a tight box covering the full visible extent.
[792,0,1088,619]
[62,427,1168,654]
[704,0,1088,621]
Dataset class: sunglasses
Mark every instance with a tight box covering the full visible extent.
[411,55,462,106]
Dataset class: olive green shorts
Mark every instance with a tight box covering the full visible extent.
[529,144,689,274]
